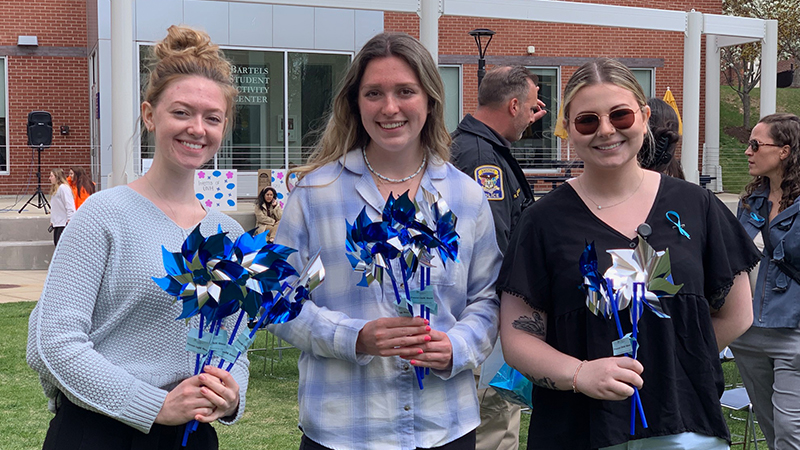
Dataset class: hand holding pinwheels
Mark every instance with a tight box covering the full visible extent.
[153,225,325,446]
[580,236,681,435]
[346,190,459,389]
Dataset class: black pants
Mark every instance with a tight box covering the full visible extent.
[300,430,476,450]
[53,226,64,246]
[43,393,218,450]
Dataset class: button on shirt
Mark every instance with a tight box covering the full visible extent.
[270,149,502,450]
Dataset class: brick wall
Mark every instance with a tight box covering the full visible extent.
[386,0,723,172]
[0,0,89,195]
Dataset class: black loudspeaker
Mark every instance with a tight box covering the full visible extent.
[27,111,53,148]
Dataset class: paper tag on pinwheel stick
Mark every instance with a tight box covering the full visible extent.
[604,236,681,320]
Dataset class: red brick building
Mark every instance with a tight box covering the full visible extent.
[0,0,723,196]
[0,0,90,195]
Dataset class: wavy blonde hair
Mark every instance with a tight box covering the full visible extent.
[142,25,237,134]
[293,32,451,182]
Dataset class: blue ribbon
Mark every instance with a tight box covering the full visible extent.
[666,211,690,240]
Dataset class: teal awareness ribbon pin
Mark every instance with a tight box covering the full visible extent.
[666,211,690,240]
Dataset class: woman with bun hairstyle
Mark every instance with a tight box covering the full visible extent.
[638,97,685,180]
[48,168,75,246]
[28,25,249,450]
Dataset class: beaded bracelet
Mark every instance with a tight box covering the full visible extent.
[572,360,587,393]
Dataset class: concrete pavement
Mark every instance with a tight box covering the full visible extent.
[0,270,47,303]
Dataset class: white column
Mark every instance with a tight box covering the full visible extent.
[704,34,722,191]
[419,0,440,63]
[110,0,135,187]
[760,19,778,117]
[681,10,702,185]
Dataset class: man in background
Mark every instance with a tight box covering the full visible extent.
[451,65,546,450]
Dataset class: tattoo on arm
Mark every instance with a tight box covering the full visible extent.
[512,310,546,338]
[524,373,557,390]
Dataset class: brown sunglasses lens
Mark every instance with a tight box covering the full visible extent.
[573,108,637,135]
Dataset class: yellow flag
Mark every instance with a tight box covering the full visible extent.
[663,88,683,134]
[553,104,568,139]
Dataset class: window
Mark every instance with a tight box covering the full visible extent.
[0,57,7,173]
[513,67,559,170]
[138,46,349,173]
[287,52,350,167]
[438,66,461,133]
[631,68,654,98]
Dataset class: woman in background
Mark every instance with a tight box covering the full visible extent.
[48,168,75,246]
[731,113,800,450]
[638,97,685,179]
[254,186,282,242]
[67,166,95,209]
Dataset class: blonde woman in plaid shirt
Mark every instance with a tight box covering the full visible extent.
[271,32,502,450]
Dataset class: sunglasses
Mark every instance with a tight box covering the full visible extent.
[748,140,783,152]
[571,108,641,135]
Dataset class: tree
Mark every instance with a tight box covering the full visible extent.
[721,0,800,127]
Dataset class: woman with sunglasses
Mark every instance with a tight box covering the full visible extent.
[730,113,800,450]
[497,58,758,449]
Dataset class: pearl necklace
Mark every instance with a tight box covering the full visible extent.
[362,149,426,183]
[578,170,644,210]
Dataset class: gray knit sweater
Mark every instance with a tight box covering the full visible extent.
[27,185,250,434]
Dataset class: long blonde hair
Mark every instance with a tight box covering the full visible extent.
[50,168,68,196]
[293,32,451,181]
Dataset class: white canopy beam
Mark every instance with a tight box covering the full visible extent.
[705,35,722,191]
[761,20,778,117]
[442,0,685,32]
[681,10,703,184]
[110,0,135,187]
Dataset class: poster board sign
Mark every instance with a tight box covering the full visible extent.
[269,169,297,209]
[195,169,237,211]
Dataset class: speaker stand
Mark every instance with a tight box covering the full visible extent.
[19,144,50,214]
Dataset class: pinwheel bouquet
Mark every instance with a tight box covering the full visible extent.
[152,225,324,446]
[345,190,458,389]
[580,236,682,435]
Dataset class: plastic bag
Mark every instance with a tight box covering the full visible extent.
[489,363,533,409]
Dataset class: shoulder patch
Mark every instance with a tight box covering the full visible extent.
[474,165,504,201]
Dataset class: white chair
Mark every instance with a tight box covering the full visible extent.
[720,387,760,449]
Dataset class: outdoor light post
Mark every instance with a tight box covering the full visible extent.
[469,28,495,88]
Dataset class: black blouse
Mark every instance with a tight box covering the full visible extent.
[497,174,760,449]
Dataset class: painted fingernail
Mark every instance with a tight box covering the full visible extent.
[418,349,424,354]
[424,319,430,325]
[424,335,432,341]
[425,326,431,332]
[410,360,417,365]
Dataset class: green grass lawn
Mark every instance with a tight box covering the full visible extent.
[719,86,800,194]
[4,301,767,449]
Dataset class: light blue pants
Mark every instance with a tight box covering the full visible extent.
[730,326,800,450]
[599,432,728,450]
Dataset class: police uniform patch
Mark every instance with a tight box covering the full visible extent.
[475,165,503,200]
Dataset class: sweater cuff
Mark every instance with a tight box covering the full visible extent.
[119,381,168,433]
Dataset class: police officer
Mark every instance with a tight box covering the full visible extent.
[451,65,546,450]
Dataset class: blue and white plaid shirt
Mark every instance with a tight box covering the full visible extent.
[271,149,502,450]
